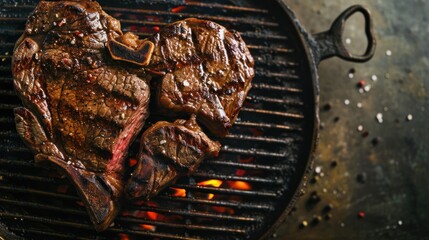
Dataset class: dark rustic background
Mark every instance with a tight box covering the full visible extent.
[275,0,429,239]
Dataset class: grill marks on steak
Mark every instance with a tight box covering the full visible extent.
[13,0,151,231]
[146,18,255,137]
[127,116,220,199]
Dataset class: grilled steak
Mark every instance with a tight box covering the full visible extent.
[126,116,221,199]
[14,0,253,232]
[13,0,151,231]
[109,18,255,137]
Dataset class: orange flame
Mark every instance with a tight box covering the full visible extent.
[207,193,215,200]
[171,187,186,197]
[171,6,186,13]
[197,179,223,188]
[228,181,252,190]
[198,180,223,200]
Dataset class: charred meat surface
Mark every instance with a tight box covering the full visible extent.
[13,0,151,231]
[111,18,254,137]
[126,116,221,199]
[14,0,253,233]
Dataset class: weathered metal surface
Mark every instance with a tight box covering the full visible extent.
[275,0,429,239]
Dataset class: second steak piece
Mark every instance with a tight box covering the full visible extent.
[126,116,221,199]
[148,18,254,137]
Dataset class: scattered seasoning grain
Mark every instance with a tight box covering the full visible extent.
[344,99,350,105]
[331,161,338,168]
[345,38,352,44]
[312,215,323,225]
[356,173,367,184]
[371,137,381,146]
[357,102,363,108]
[406,114,413,121]
[398,220,403,226]
[325,213,332,220]
[323,204,333,213]
[358,211,365,219]
[315,166,322,174]
[300,220,308,228]
[376,113,383,123]
[323,103,332,111]
[364,84,372,92]
[386,50,392,56]
[333,116,340,123]
[357,125,364,132]
[348,69,355,79]
[357,80,366,88]
[371,75,378,81]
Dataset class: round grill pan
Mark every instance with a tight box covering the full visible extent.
[0,0,375,239]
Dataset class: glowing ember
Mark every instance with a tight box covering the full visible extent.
[119,233,129,240]
[198,179,223,188]
[228,181,252,190]
[171,6,186,13]
[146,211,158,220]
[212,206,235,215]
[129,158,137,167]
[235,169,246,176]
[56,185,69,193]
[140,224,156,232]
[171,187,186,197]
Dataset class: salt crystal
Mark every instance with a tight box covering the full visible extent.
[315,166,322,174]
[364,84,372,92]
[357,102,363,108]
[357,125,363,132]
[183,80,190,87]
[344,99,350,105]
[386,50,392,56]
[160,140,167,145]
[406,114,413,121]
[345,38,352,44]
[376,113,383,123]
[371,75,378,81]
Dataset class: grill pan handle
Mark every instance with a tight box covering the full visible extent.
[312,5,376,63]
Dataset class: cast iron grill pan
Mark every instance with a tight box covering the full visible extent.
[0,0,375,239]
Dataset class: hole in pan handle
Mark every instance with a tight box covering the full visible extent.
[313,5,376,63]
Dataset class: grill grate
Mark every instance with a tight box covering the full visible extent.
[0,0,317,239]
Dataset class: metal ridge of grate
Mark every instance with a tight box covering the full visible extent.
[156,195,274,211]
[1,213,203,240]
[8,227,98,240]
[0,6,277,27]
[117,216,248,234]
